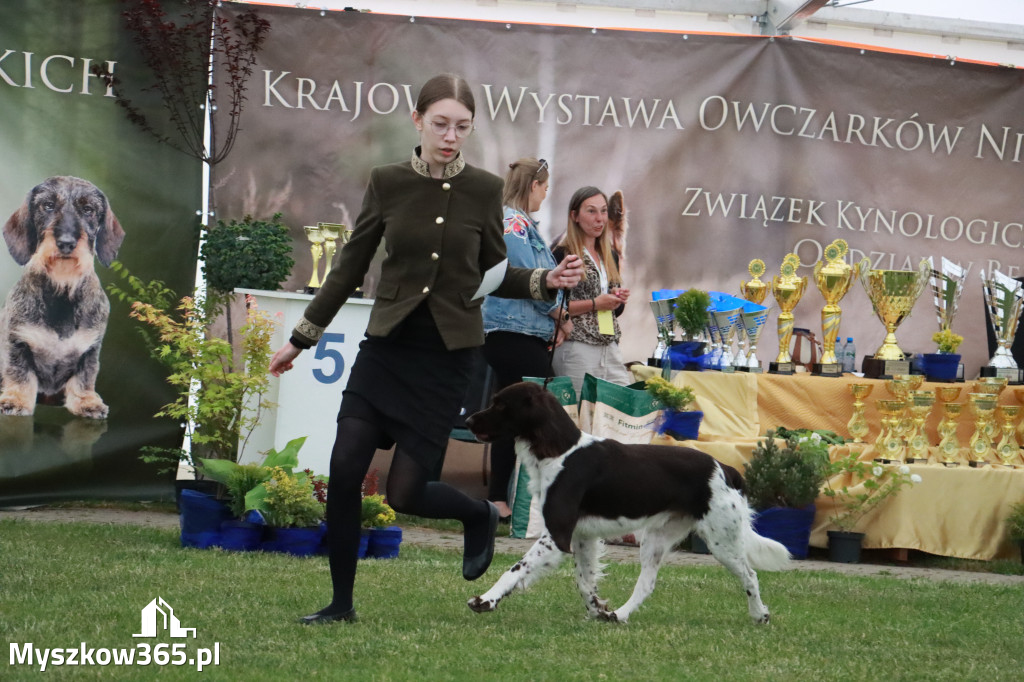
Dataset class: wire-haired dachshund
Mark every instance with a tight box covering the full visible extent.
[0,176,125,419]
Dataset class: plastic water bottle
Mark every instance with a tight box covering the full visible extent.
[835,338,846,370]
[843,337,856,373]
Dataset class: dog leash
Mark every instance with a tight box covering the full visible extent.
[544,289,571,389]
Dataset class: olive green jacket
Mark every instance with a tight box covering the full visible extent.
[292,151,553,351]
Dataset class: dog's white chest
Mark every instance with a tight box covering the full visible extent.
[514,433,600,507]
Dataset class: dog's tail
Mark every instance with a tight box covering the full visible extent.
[742,511,792,571]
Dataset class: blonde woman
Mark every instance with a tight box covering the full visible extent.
[551,186,631,395]
[482,157,568,520]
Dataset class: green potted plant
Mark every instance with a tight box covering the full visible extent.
[361,494,401,559]
[924,327,963,382]
[644,376,702,441]
[197,437,308,551]
[258,467,325,557]
[821,455,921,563]
[744,429,833,559]
[1006,501,1024,565]
[672,288,711,370]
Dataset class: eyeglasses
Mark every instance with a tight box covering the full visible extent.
[425,118,474,139]
[535,159,549,176]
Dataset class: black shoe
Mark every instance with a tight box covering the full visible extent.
[463,501,499,581]
[298,607,357,625]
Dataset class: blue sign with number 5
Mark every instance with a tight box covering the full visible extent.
[312,333,346,384]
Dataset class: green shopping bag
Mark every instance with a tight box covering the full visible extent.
[507,377,577,539]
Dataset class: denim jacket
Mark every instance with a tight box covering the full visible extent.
[483,207,563,340]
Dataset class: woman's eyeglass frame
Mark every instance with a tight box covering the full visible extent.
[425,118,474,139]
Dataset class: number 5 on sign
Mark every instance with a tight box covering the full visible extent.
[312,333,346,384]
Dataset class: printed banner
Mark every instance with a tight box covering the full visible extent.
[212,6,1023,378]
[0,0,202,504]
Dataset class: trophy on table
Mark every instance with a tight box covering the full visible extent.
[995,405,1022,468]
[317,222,360,298]
[875,398,909,464]
[812,240,859,377]
[649,290,682,374]
[858,257,930,379]
[739,260,770,373]
[303,225,325,294]
[967,393,999,467]
[847,383,874,444]
[769,254,808,375]
[710,304,742,373]
[980,269,1024,384]
[935,386,963,466]
[906,390,935,464]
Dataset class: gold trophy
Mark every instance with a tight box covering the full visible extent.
[980,269,1024,384]
[967,393,999,467]
[741,259,768,305]
[858,257,931,379]
[813,240,859,377]
[769,254,807,375]
[935,385,964,467]
[303,225,325,294]
[995,405,1022,467]
[317,222,359,297]
[847,383,874,443]
[906,390,935,463]
[738,259,770,373]
[875,398,908,464]
[974,377,1008,441]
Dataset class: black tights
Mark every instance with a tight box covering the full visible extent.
[317,416,489,616]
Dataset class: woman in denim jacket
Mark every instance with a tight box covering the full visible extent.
[482,158,570,520]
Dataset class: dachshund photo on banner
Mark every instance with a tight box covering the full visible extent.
[0,176,125,419]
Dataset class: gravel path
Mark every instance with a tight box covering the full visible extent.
[4,507,1022,586]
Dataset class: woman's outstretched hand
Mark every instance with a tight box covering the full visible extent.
[269,341,302,377]
[547,254,584,290]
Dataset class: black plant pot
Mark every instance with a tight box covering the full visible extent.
[827,530,865,563]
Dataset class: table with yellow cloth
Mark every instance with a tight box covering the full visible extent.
[632,366,1024,560]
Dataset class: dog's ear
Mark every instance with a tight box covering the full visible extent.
[95,203,125,266]
[3,200,36,265]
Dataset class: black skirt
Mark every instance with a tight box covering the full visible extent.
[338,302,477,470]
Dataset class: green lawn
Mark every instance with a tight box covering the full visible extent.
[1,520,1021,681]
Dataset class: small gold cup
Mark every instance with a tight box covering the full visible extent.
[847,383,874,443]
[995,405,1022,467]
[967,393,999,467]
[935,385,963,466]
[906,390,935,463]
[875,398,909,464]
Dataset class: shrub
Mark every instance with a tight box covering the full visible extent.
[744,430,830,510]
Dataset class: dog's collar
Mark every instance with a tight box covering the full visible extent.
[411,147,465,179]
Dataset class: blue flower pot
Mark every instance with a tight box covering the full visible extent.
[367,526,402,559]
[658,410,703,441]
[219,520,264,552]
[753,504,816,560]
[923,353,960,382]
[358,529,370,558]
[263,526,324,557]
[178,489,232,549]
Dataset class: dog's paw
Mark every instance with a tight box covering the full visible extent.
[467,596,496,613]
[0,397,33,416]
[595,610,623,623]
[65,393,109,420]
[755,613,770,625]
